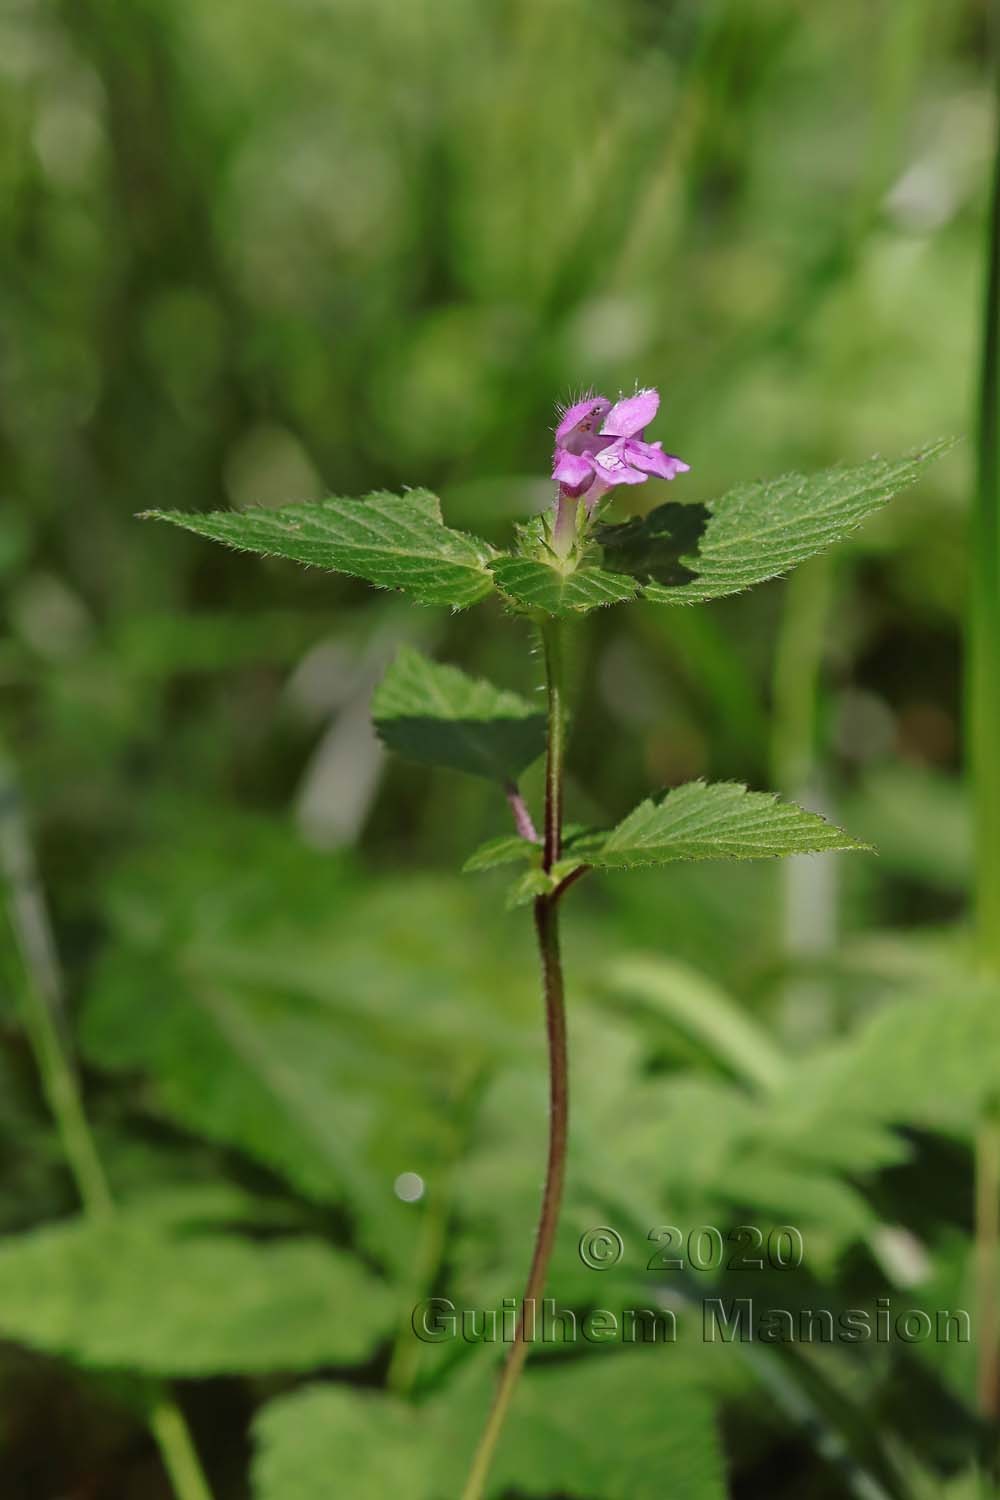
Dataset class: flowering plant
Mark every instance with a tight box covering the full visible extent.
[147,393,947,1498]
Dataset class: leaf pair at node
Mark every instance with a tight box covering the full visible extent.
[373,648,868,899]
[144,440,953,618]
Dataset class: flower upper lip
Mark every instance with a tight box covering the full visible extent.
[554,396,614,456]
[599,388,661,440]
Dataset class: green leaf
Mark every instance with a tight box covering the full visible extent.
[503,855,589,908]
[504,866,554,909]
[485,443,950,617]
[373,648,545,782]
[464,825,595,877]
[585,781,868,868]
[462,833,538,872]
[254,1387,434,1500]
[598,441,954,605]
[491,555,638,615]
[252,1356,725,1499]
[595,499,709,591]
[482,1353,725,1499]
[0,1213,393,1376]
[143,490,496,608]
[472,823,604,906]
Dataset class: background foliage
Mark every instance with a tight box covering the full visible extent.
[0,0,990,1495]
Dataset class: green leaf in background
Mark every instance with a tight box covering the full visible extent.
[598,441,954,605]
[80,811,540,1272]
[373,648,546,782]
[453,1001,893,1301]
[254,1387,430,1498]
[491,555,639,614]
[482,1353,725,1500]
[584,781,868,868]
[252,1355,724,1499]
[795,979,1000,1137]
[841,763,971,893]
[143,490,496,608]
[0,1212,393,1376]
[604,954,788,1092]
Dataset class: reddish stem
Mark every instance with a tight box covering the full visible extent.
[505,781,540,844]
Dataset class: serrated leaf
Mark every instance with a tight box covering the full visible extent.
[586,781,867,868]
[252,1356,724,1500]
[490,555,638,615]
[0,1213,393,1376]
[505,866,554,909]
[373,648,545,782]
[143,490,496,608]
[462,834,538,872]
[595,499,710,590]
[598,441,953,604]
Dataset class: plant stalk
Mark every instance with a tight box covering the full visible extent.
[541,618,565,872]
[974,26,1000,979]
[972,30,1000,1431]
[18,963,114,1220]
[460,619,570,1500]
[147,1392,215,1500]
[0,762,214,1500]
[977,1113,1000,1427]
[504,781,540,845]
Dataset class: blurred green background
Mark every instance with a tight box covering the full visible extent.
[0,0,994,1496]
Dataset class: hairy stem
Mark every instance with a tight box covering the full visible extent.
[973,31,1000,1431]
[0,761,214,1500]
[540,618,565,872]
[460,618,570,1500]
[504,781,540,844]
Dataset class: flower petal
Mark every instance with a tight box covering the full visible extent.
[624,439,691,480]
[555,395,612,447]
[552,448,596,496]
[592,440,648,485]
[602,387,660,439]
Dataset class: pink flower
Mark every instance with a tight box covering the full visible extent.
[551,388,689,512]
